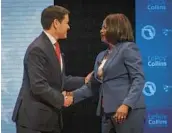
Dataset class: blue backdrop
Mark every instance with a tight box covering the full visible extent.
[136,0,172,132]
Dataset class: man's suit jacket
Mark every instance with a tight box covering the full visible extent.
[73,41,146,115]
[12,32,84,132]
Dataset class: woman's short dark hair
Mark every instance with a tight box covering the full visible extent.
[41,5,70,30]
[105,13,134,45]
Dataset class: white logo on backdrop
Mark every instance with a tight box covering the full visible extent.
[141,25,156,40]
[148,56,167,67]
[163,85,172,92]
[143,81,156,96]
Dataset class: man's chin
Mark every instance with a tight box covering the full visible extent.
[59,35,67,40]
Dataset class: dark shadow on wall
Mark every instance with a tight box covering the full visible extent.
[54,1,135,133]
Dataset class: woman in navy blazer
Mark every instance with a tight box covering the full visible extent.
[72,13,146,133]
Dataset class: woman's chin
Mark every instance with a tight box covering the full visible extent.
[101,38,105,42]
[101,39,107,44]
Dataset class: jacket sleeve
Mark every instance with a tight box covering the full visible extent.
[122,42,145,109]
[27,47,64,109]
[64,75,85,91]
[73,84,93,103]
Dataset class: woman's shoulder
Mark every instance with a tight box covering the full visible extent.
[97,50,107,58]
[119,41,136,48]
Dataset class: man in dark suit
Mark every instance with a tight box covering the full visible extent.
[12,5,88,133]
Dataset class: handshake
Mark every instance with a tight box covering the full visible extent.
[62,71,94,107]
[62,91,74,107]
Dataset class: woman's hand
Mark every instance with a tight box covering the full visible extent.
[113,104,129,124]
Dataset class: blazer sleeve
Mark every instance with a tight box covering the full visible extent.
[122,42,145,109]
[27,47,64,109]
[72,74,101,103]
[64,75,85,91]
[72,84,93,103]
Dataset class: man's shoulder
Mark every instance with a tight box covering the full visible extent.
[27,33,47,52]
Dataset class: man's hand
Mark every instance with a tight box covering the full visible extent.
[85,71,94,84]
[62,91,73,107]
[113,104,129,124]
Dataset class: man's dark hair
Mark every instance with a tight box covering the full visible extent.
[105,13,134,45]
[41,5,70,30]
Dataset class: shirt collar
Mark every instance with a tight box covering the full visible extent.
[43,30,56,45]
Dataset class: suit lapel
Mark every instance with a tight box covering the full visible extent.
[41,32,62,84]
[103,43,122,73]
[94,51,107,83]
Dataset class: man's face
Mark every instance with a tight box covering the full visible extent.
[56,14,70,39]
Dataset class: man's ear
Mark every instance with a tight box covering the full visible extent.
[53,19,60,29]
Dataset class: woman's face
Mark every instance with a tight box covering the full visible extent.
[100,20,107,43]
